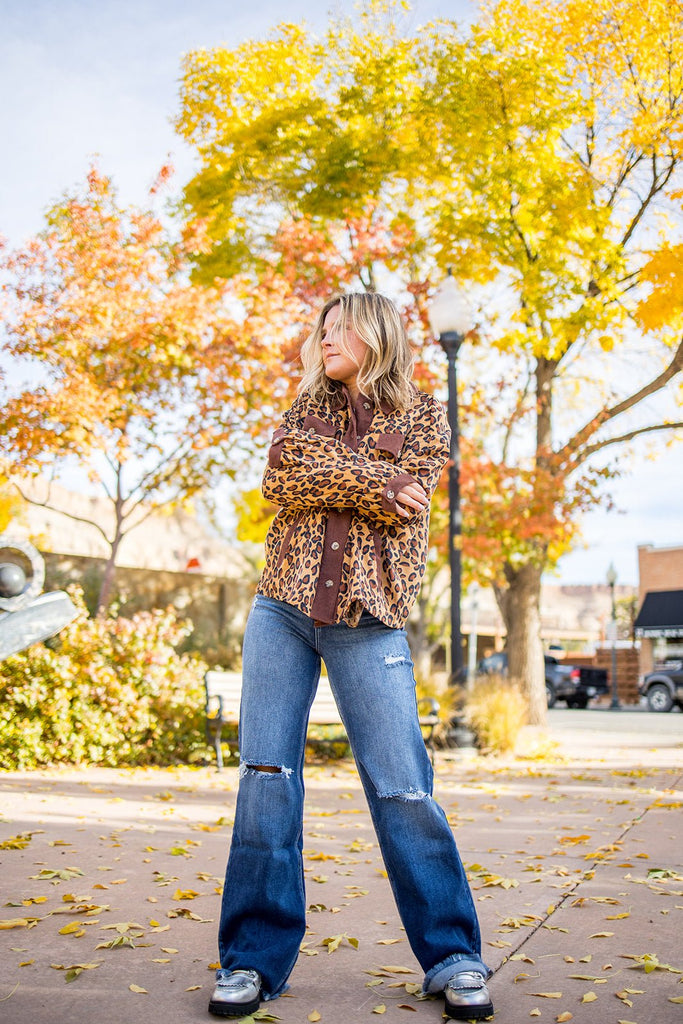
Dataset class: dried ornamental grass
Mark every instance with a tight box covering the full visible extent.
[464,675,527,754]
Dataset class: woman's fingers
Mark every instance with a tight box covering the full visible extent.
[395,483,428,516]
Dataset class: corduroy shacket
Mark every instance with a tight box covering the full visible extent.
[257,385,450,630]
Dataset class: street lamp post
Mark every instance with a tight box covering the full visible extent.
[428,275,470,686]
[606,562,620,710]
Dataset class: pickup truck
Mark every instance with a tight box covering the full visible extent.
[638,660,683,712]
[477,652,609,708]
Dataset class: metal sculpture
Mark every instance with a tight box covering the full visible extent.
[0,533,77,661]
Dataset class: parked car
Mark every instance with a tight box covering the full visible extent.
[638,660,683,712]
[477,651,609,708]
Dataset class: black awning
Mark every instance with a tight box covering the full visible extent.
[634,590,683,638]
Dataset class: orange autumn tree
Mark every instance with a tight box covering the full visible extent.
[0,166,284,611]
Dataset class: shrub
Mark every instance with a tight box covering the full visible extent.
[0,589,208,769]
[463,675,527,755]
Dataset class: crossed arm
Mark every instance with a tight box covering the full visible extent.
[262,396,450,527]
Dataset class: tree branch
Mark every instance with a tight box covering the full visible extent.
[570,421,683,468]
[620,153,677,249]
[558,335,683,466]
[12,481,113,546]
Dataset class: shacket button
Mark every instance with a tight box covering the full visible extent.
[324,579,334,587]
[331,542,340,550]
[386,489,395,499]
[307,427,316,435]
[363,401,371,410]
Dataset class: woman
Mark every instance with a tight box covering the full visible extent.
[209,292,493,1021]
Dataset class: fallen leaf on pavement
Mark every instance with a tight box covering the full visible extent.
[321,934,358,953]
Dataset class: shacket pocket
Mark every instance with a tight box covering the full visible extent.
[302,414,337,438]
[374,431,405,460]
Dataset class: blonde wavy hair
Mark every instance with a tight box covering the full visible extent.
[299,292,416,412]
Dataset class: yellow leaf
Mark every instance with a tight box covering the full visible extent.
[372,1005,387,1014]
[530,1012,541,1018]
[669,996,683,1003]
[556,1014,573,1022]
[129,984,148,994]
[172,889,199,900]
[19,960,35,967]
[185,986,201,991]
[308,1012,322,1022]
[589,932,614,938]
[58,922,84,935]
[582,992,598,1003]
[530,992,562,998]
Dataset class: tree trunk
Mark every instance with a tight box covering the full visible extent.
[406,592,441,687]
[494,561,546,726]
[96,536,121,614]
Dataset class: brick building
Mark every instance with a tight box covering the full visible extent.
[634,544,683,675]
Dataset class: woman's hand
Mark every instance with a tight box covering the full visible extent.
[394,482,429,518]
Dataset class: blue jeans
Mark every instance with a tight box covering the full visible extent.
[217,596,489,998]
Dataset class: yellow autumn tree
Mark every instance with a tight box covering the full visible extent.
[176,0,683,722]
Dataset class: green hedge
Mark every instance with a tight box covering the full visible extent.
[0,590,208,769]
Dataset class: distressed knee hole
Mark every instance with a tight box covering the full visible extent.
[239,761,293,779]
[381,789,430,802]
[384,653,408,666]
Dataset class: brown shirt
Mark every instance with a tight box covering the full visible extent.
[257,386,450,629]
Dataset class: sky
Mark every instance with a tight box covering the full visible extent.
[1,0,681,588]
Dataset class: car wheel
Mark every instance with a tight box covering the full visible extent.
[546,684,557,708]
[646,683,674,713]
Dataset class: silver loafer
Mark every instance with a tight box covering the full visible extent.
[208,968,261,1018]
[444,970,493,1020]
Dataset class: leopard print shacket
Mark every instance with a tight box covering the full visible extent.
[257,385,450,629]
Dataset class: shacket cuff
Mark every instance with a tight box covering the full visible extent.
[267,428,287,468]
[381,472,418,515]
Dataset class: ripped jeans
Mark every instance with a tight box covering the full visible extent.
[217,595,488,998]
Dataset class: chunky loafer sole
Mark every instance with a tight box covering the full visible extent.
[208,994,260,1018]
[444,997,494,1020]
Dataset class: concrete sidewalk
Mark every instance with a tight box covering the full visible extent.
[1,711,681,1024]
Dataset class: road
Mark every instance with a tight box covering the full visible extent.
[545,704,683,765]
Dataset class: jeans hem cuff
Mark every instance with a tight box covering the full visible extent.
[423,954,492,993]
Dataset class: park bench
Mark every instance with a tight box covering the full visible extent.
[204,669,440,771]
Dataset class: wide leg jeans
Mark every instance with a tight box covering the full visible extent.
[217,596,489,999]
